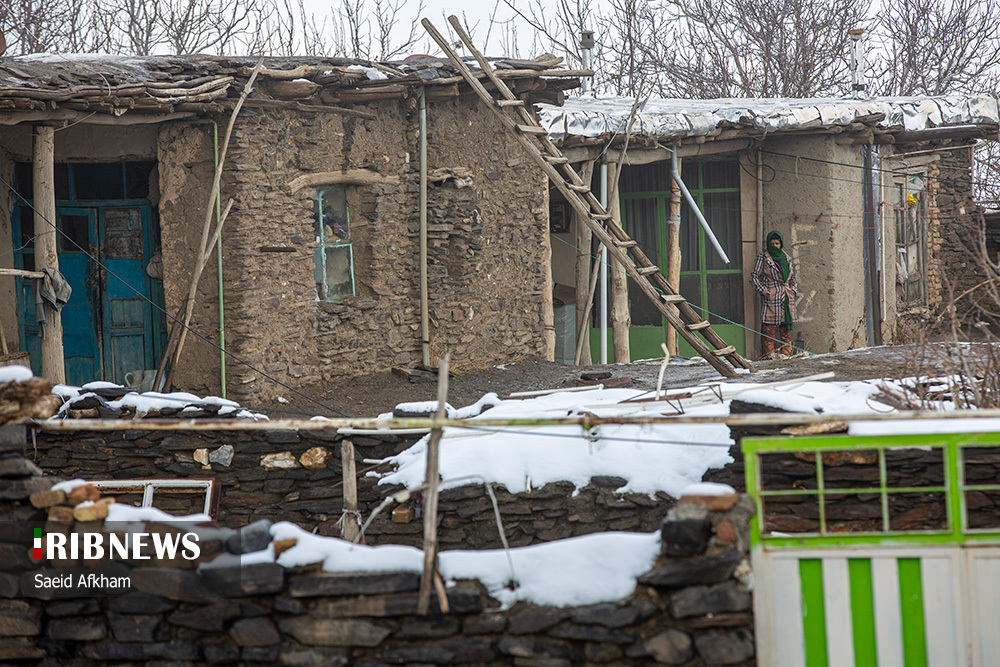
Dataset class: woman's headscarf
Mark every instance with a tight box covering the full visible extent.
[765,230,793,329]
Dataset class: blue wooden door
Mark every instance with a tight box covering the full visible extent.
[99,206,155,385]
[56,208,102,384]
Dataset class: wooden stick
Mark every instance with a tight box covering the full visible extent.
[341,439,360,543]
[169,60,263,377]
[152,302,186,395]
[0,268,44,278]
[667,160,682,356]
[608,162,631,362]
[418,353,450,615]
[574,253,602,365]
[573,160,595,365]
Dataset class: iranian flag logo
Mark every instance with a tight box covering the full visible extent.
[33,527,41,560]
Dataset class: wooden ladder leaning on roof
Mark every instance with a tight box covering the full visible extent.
[421,16,755,379]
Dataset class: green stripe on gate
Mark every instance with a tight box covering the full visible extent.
[848,559,877,666]
[898,558,927,667]
[800,559,828,667]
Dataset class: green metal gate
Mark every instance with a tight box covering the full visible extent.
[744,432,1000,666]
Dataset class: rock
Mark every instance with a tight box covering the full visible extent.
[644,629,694,664]
[265,430,300,444]
[107,595,174,615]
[378,638,496,664]
[47,619,106,641]
[209,445,234,467]
[0,476,54,499]
[72,497,114,521]
[66,484,101,505]
[203,640,240,664]
[463,612,507,634]
[201,563,284,597]
[715,518,737,544]
[679,494,740,512]
[660,519,712,557]
[193,449,210,467]
[639,550,744,588]
[167,601,240,632]
[47,505,74,522]
[508,606,566,634]
[570,602,646,628]
[497,637,572,659]
[229,617,280,647]
[260,452,297,469]
[548,624,634,643]
[269,647,348,666]
[394,617,460,639]
[693,629,755,665]
[107,613,161,642]
[45,600,100,617]
[299,446,329,469]
[591,475,627,488]
[0,543,33,570]
[226,519,273,554]
[278,618,391,647]
[129,569,213,602]
[273,538,297,556]
[669,581,751,619]
[0,639,45,660]
[287,571,419,598]
[0,458,41,478]
[0,600,41,636]
[29,489,66,508]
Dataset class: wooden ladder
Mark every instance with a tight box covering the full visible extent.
[422,16,755,379]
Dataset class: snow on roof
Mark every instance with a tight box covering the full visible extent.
[538,94,1000,140]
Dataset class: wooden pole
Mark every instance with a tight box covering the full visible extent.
[168,61,263,379]
[574,161,595,365]
[540,178,556,361]
[32,125,64,384]
[608,162,631,362]
[418,353,450,615]
[667,160,682,357]
[574,254,601,366]
[340,439,360,543]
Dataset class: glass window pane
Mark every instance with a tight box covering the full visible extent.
[54,163,70,200]
[679,206,699,272]
[706,273,743,325]
[324,245,354,299]
[703,191,741,271]
[103,208,143,259]
[125,162,155,199]
[14,162,32,199]
[620,163,670,193]
[623,198,661,327]
[701,161,740,189]
[19,208,34,248]
[680,274,701,314]
[74,163,124,200]
[319,188,349,243]
[58,214,90,253]
[681,161,698,186]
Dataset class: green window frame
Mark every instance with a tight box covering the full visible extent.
[313,188,355,301]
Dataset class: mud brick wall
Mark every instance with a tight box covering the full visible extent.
[0,453,757,666]
[158,95,550,400]
[30,429,675,548]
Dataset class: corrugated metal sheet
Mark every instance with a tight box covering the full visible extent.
[538,94,1000,140]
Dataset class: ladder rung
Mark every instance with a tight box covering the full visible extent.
[545,155,569,164]
[567,183,592,192]
[636,266,660,276]
[660,294,685,303]
[498,99,524,107]
[516,124,548,135]
[592,213,612,220]
[687,321,711,331]
[613,240,637,248]
[711,345,737,356]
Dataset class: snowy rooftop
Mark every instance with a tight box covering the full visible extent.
[538,94,1000,140]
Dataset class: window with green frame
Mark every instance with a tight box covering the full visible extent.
[313,188,354,301]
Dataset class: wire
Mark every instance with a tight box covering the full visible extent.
[0,174,350,418]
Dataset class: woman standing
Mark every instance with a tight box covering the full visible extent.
[751,230,797,358]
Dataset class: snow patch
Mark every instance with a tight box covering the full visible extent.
[0,365,33,383]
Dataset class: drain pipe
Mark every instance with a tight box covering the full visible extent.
[580,30,595,96]
[599,154,608,364]
[670,149,729,264]
[848,29,866,99]
[419,87,430,368]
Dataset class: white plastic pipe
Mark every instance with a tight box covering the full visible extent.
[599,157,608,364]
[671,149,729,264]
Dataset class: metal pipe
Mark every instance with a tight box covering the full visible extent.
[670,149,730,264]
[599,155,608,363]
[849,28,866,98]
[579,30,595,96]
[419,87,430,368]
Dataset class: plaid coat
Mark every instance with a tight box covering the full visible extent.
[751,251,797,325]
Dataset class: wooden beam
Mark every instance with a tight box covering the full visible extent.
[286,169,399,195]
[341,439,360,543]
[0,110,196,125]
[573,161,595,365]
[418,354,450,616]
[608,162,630,363]
[242,98,376,120]
[893,124,995,143]
[541,179,556,361]
[32,125,63,383]
[666,158,682,357]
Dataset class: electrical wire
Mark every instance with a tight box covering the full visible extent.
[0,174,350,418]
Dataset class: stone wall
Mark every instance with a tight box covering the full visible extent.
[30,427,675,549]
[159,94,551,400]
[2,433,756,666]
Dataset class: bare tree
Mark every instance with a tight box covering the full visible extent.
[157,0,256,55]
[332,0,425,60]
[501,0,593,67]
[871,0,1000,97]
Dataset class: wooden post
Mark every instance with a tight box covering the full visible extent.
[574,161,595,365]
[340,439,360,543]
[608,162,630,362]
[540,177,556,361]
[666,159,683,357]
[418,353,450,615]
[32,125,64,384]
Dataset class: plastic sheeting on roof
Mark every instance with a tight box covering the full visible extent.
[537,94,1000,140]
